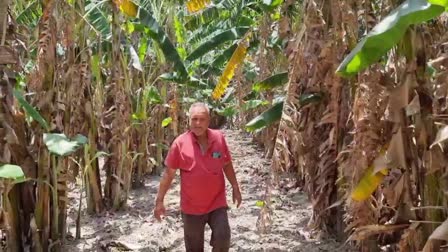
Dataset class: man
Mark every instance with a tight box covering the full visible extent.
[154,102,242,252]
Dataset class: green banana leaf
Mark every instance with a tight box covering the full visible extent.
[0,164,25,181]
[199,44,238,75]
[43,133,88,157]
[145,85,163,104]
[299,92,323,107]
[161,117,172,127]
[138,36,149,63]
[245,101,283,132]
[243,99,269,111]
[336,0,444,77]
[159,73,208,88]
[13,90,50,131]
[186,27,250,62]
[216,106,238,117]
[187,20,229,45]
[185,6,222,31]
[16,0,41,29]
[245,92,323,132]
[238,16,256,26]
[428,0,448,8]
[260,0,283,11]
[252,72,288,92]
[243,90,256,101]
[138,8,188,79]
[85,0,112,39]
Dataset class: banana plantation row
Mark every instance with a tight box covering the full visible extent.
[1,0,448,251]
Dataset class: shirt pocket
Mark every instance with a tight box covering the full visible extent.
[179,151,195,171]
[208,149,226,173]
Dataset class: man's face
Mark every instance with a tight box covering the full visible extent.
[189,107,210,137]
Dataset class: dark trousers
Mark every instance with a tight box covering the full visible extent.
[181,207,230,252]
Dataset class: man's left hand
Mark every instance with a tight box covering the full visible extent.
[232,187,242,208]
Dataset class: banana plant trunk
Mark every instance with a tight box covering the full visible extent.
[30,0,57,250]
[104,6,132,210]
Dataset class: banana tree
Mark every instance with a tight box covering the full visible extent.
[271,0,448,250]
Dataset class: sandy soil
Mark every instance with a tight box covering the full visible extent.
[64,129,352,252]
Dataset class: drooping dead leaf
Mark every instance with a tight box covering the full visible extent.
[399,222,422,251]
[424,149,445,174]
[383,127,407,171]
[279,17,290,39]
[428,218,448,241]
[406,92,420,116]
[386,74,415,122]
[383,173,404,207]
[318,111,337,125]
[430,125,448,149]
[428,53,448,69]
[348,224,409,241]
[422,218,448,252]
[372,151,388,174]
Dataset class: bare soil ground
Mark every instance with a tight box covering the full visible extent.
[64,129,352,252]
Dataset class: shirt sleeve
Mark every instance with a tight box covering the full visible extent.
[221,133,232,164]
[164,140,180,169]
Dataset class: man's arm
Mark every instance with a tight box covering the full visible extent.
[156,167,177,203]
[154,167,177,220]
[223,161,242,207]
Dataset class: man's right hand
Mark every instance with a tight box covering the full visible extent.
[154,201,166,221]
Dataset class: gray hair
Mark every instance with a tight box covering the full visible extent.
[188,102,210,116]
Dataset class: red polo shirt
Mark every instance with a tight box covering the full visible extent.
[164,128,231,215]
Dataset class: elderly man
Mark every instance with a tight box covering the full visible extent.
[154,102,242,252]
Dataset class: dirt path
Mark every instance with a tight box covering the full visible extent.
[64,129,350,251]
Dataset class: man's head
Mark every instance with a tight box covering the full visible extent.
[188,102,210,137]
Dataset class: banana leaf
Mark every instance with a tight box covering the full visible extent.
[260,0,283,11]
[138,8,188,79]
[336,0,444,77]
[185,6,222,30]
[245,101,283,132]
[212,35,250,100]
[43,133,88,157]
[252,72,288,92]
[85,0,112,39]
[243,99,269,111]
[186,27,250,62]
[299,92,323,107]
[428,0,448,8]
[159,72,208,88]
[0,164,25,181]
[187,20,229,45]
[16,0,41,29]
[243,90,256,101]
[245,92,323,132]
[13,90,50,131]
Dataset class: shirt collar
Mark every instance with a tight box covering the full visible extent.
[189,128,216,145]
